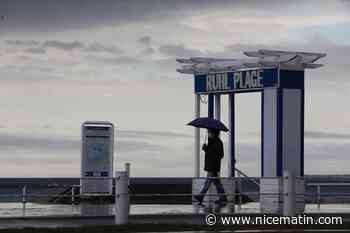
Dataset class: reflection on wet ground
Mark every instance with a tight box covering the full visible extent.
[2,202,350,217]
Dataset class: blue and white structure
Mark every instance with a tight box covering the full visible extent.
[177,50,326,213]
[81,121,114,194]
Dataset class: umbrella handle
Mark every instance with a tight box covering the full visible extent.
[204,132,207,145]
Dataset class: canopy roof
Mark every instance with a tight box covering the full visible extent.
[176,50,326,74]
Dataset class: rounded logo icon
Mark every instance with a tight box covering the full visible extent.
[206,213,217,226]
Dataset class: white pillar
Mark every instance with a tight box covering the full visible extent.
[214,94,221,120]
[115,171,129,225]
[283,170,296,216]
[194,94,201,178]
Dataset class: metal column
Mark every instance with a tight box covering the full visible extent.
[208,94,214,118]
[194,94,201,177]
[228,93,235,177]
[214,94,221,120]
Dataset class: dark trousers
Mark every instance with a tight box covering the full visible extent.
[200,171,226,198]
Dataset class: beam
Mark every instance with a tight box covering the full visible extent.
[214,94,221,120]
[228,94,235,177]
[208,94,214,118]
[194,94,201,177]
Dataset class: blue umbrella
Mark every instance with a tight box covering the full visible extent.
[187,117,229,132]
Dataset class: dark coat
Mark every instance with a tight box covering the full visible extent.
[203,137,224,172]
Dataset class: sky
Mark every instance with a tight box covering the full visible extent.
[0,0,350,177]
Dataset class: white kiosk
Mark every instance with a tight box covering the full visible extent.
[177,50,326,214]
[81,121,114,194]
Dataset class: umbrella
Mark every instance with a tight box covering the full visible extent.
[187,117,229,132]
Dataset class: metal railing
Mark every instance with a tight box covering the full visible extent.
[307,182,350,209]
[2,177,350,218]
[235,167,260,188]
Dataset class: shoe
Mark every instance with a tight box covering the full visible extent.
[215,196,228,204]
[194,194,203,204]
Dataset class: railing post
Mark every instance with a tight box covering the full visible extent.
[237,174,242,211]
[317,184,321,210]
[124,163,131,214]
[22,186,26,217]
[71,186,75,204]
[283,170,296,216]
[226,177,236,213]
[115,171,129,225]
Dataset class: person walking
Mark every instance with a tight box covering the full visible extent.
[194,128,227,204]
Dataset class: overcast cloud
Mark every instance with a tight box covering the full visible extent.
[0,0,349,176]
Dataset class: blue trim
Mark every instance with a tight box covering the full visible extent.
[276,88,283,177]
[261,91,264,177]
[279,70,304,177]
[229,93,235,177]
[208,94,214,118]
[279,70,304,89]
[301,88,305,177]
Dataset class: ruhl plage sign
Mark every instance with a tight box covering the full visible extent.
[194,68,278,94]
